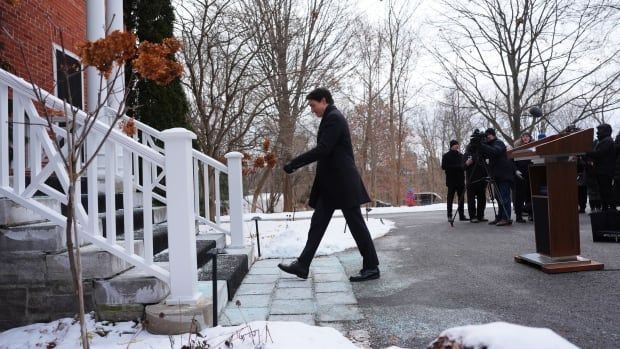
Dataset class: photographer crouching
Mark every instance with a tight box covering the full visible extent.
[471,128,515,226]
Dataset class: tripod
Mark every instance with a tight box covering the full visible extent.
[449,150,511,227]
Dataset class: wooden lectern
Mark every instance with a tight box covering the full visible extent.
[508,128,604,273]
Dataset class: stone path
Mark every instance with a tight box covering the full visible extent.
[219,256,364,327]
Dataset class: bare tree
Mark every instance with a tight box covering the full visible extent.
[243,0,356,211]
[177,0,270,158]
[384,0,419,205]
[432,0,620,145]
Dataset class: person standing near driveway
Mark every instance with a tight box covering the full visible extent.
[278,88,380,282]
[442,140,467,222]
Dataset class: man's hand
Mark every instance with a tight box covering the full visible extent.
[465,159,473,166]
[283,163,295,174]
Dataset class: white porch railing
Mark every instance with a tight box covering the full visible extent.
[125,114,246,248]
[0,68,246,303]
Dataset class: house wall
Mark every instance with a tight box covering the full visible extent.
[0,0,86,92]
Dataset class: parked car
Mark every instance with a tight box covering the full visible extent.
[374,199,392,207]
[415,192,442,206]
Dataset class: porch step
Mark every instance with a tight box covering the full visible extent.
[80,191,144,214]
[0,241,143,284]
[100,206,167,235]
[93,239,219,322]
[199,254,249,301]
[0,222,65,253]
[0,197,60,227]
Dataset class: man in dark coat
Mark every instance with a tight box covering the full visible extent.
[441,140,467,222]
[587,124,615,211]
[512,132,533,222]
[614,131,620,209]
[278,88,380,282]
[478,128,514,226]
[463,143,488,223]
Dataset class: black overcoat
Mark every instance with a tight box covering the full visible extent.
[288,105,371,209]
[479,138,515,183]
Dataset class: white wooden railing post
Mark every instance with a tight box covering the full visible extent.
[225,152,246,249]
[162,128,200,304]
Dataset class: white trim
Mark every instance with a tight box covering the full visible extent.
[51,43,85,110]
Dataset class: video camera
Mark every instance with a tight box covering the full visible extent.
[468,129,487,149]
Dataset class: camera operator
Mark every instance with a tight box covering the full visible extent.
[441,140,467,222]
[475,128,514,226]
[512,132,533,223]
[586,124,615,211]
[463,137,488,223]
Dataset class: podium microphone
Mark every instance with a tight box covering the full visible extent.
[528,106,561,133]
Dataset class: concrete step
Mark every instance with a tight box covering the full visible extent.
[198,233,226,249]
[93,239,222,323]
[0,197,60,227]
[80,191,144,214]
[153,239,216,267]
[0,223,65,253]
[199,253,249,301]
[45,241,144,281]
[100,206,167,235]
[0,239,142,284]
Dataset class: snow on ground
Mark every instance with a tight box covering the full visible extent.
[245,216,394,258]
[231,203,450,221]
[0,316,400,349]
[203,204,451,258]
[433,322,579,349]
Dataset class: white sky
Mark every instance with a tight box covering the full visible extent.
[353,0,620,135]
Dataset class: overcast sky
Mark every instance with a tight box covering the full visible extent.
[352,0,620,134]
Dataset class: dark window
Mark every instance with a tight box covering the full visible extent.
[55,49,83,109]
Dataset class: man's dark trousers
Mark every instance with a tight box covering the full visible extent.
[467,181,487,219]
[447,185,465,218]
[496,181,512,221]
[298,199,379,270]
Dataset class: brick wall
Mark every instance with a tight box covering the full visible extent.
[0,0,86,93]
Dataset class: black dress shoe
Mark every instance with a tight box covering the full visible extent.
[278,260,309,279]
[349,267,380,282]
[459,216,469,221]
[478,218,488,222]
[488,219,498,225]
[515,217,526,223]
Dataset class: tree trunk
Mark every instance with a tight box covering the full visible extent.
[66,177,89,349]
[251,167,272,213]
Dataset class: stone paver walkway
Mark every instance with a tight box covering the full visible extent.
[219,256,364,327]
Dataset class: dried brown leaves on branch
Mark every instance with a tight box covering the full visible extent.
[78,30,183,85]
[133,38,184,85]
[120,117,137,137]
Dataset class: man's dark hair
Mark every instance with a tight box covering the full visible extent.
[306,88,334,105]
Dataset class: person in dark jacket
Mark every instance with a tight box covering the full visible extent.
[279,88,380,282]
[614,131,620,209]
[587,124,615,211]
[442,140,467,222]
[513,132,533,222]
[576,155,588,213]
[463,143,488,223]
[478,128,514,226]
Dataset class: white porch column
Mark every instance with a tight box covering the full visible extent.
[87,0,108,180]
[105,0,125,110]
[105,0,126,175]
[162,128,201,304]
[225,152,246,249]
[86,0,107,114]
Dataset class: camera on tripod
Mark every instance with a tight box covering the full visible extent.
[468,129,487,150]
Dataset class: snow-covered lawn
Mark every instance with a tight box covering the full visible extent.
[0,316,376,349]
